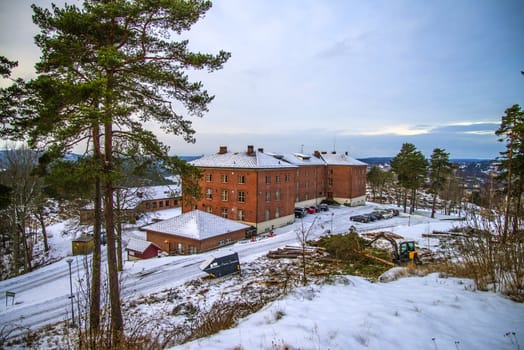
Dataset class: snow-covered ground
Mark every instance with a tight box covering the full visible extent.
[175,274,523,350]
[1,203,523,349]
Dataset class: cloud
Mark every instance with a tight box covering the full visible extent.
[431,122,499,134]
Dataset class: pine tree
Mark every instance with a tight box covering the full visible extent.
[429,148,453,218]
[9,1,230,346]
[495,104,524,239]
[390,143,428,214]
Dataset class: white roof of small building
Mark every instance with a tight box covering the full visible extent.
[190,150,297,169]
[126,238,159,254]
[82,184,181,210]
[321,152,367,166]
[143,210,251,241]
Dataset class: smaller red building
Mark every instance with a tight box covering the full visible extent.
[125,238,161,260]
[144,210,251,255]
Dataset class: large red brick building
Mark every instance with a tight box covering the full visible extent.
[183,145,367,234]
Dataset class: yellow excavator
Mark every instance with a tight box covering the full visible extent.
[364,232,421,266]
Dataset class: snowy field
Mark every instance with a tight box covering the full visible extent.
[1,203,523,349]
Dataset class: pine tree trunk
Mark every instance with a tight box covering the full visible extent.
[11,208,20,275]
[402,189,408,213]
[104,118,123,346]
[410,188,416,215]
[37,207,49,252]
[431,193,437,219]
[116,215,123,272]
[90,176,102,349]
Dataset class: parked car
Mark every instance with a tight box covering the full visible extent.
[294,207,307,218]
[319,203,329,211]
[391,209,400,216]
[371,211,384,220]
[379,209,394,219]
[305,206,318,214]
[350,215,370,223]
[363,213,377,221]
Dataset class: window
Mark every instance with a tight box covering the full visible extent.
[206,206,212,213]
[238,191,246,203]
[206,188,213,200]
[221,189,229,201]
[265,191,271,202]
[328,178,333,186]
[165,200,170,207]
[275,175,280,183]
[178,243,184,254]
[238,209,245,221]
[159,201,163,208]
[238,175,245,184]
[205,174,212,182]
[275,207,280,218]
[265,175,271,184]
[265,209,270,221]
[285,174,290,182]
[221,174,229,183]
[189,246,197,254]
[275,189,280,201]
[152,202,157,209]
[221,208,228,218]
[145,203,151,209]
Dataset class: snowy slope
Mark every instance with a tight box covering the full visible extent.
[174,274,524,350]
[1,203,523,350]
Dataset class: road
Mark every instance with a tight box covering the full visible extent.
[0,204,434,338]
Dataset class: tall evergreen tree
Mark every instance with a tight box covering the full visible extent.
[367,166,393,203]
[390,143,428,214]
[495,104,524,239]
[428,148,452,218]
[9,1,229,346]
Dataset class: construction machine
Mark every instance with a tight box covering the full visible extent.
[364,232,421,265]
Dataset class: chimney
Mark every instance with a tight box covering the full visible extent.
[257,148,264,153]
[345,151,348,156]
[321,151,327,154]
[332,151,336,154]
[218,146,227,154]
[314,150,321,158]
[247,145,254,155]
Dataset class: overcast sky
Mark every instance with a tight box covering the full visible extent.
[1,0,523,159]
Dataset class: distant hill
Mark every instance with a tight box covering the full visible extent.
[177,155,203,162]
[359,157,496,166]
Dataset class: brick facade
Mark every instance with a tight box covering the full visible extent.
[183,146,367,233]
[146,228,247,255]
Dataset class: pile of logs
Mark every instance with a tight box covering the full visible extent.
[361,231,404,240]
[267,245,325,259]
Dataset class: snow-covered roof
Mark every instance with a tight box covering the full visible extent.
[143,210,251,240]
[82,184,181,210]
[126,238,158,253]
[321,153,367,166]
[281,152,325,166]
[190,150,297,169]
[190,147,367,169]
